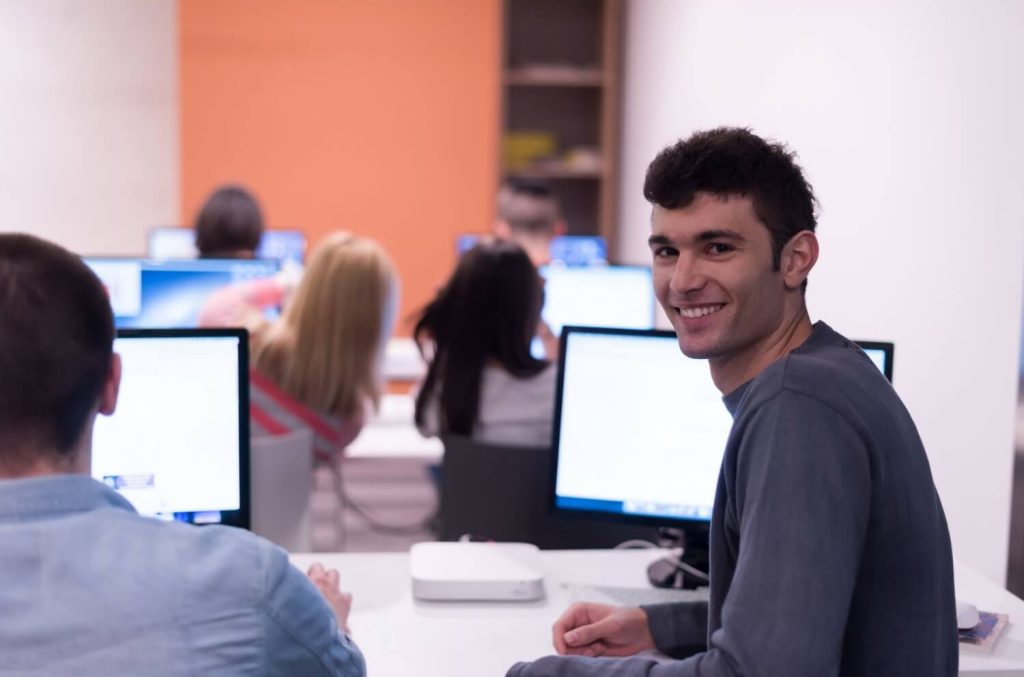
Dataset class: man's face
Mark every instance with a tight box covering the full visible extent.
[649,193,789,365]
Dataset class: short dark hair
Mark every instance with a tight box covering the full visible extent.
[643,127,817,273]
[497,178,561,236]
[193,184,265,258]
[0,234,114,462]
[413,240,547,436]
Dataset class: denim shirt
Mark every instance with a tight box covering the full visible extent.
[0,474,365,676]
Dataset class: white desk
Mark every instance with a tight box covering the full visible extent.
[346,394,442,460]
[291,549,1024,676]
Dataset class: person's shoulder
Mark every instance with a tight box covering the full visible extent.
[125,517,289,607]
[744,322,894,417]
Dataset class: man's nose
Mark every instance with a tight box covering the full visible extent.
[668,254,706,296]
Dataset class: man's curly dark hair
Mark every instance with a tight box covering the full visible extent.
[643,127,818,277]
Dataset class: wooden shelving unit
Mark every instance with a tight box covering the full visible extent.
[500,0,622,257]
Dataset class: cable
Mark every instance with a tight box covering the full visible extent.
[330,463,437,535]
[614,539,660,549]
[660,551,710,583]
[614,537,711,583]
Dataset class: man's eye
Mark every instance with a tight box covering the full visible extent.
[653,246,678,258]
[707,243,733,255]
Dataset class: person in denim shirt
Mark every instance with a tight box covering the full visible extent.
[0,233,366,676]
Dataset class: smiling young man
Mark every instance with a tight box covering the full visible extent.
[508,128,958,676]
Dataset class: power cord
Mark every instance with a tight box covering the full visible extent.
[330,462,437,535]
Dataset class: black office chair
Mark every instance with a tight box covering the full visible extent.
[439,435,659,548]
[438,435,550,543]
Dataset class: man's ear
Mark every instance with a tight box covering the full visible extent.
[780,230,819,291]
[553,218,568,237]
[98,353,121,416]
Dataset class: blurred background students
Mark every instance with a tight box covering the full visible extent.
[194,184,266,259]
[493,178,566,267]
[414,240,556,448]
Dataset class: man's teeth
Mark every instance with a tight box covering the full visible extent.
[679,304,724,319]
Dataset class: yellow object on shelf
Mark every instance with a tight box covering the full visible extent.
[503,131,557,171]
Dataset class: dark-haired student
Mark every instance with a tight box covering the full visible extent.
[493,178,566,267]
[414,240,556,447]
[194,183,265,259]
[0,233,365,676]
[508,127,957,676]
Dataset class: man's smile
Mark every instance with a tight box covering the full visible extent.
[676,303,726,319]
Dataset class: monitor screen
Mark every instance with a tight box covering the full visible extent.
[539,265,654,336]
[83,257,281,328]
[456,233,607,267]
[551,327,732,526]
[91,329,250,528]
[854,340,894,382]
[148,226,307,264]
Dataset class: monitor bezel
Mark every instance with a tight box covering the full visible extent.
[548,324,714,531]
[112,327,251,530]
[852,340,895,382]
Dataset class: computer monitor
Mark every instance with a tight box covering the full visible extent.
[551,326,730,528]
[456,233,608,266]
[91,329,250,528]
[531,265,655,358]
[550,329,898,529]
[854,340,894,382]
[539,265,654,336]
[148,226,308,264]
[83,257,281,328]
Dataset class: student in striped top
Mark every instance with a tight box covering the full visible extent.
[202,232,398,464]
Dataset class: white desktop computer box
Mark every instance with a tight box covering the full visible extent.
[410,542,545,601]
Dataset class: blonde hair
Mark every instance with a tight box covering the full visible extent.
[253,232,397,418]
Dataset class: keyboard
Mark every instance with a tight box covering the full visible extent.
[562,582,709,607]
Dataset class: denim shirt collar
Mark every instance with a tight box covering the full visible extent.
[0,474,136,521]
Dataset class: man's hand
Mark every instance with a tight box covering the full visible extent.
[307,563,354,635]
[552,602,655,658]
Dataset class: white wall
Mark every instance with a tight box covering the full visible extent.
[0,0,179,255]
[620,0,1024,584]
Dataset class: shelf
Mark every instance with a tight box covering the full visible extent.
[501,0,621,250]
[504,68,604,87]
[504,165,604,180]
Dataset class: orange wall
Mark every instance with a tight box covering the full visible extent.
[179,0,501,334]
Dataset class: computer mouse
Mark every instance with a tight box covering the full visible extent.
[956,600,980,630]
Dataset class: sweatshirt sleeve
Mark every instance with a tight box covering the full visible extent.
[642,602,707,658]
[197,276,287,330]
[507,390,871,677]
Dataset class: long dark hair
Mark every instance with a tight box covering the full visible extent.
[414,240,548,436]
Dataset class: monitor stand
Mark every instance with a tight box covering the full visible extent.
[647,528,710,590]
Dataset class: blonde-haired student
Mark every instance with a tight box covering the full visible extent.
[201,232,398,464]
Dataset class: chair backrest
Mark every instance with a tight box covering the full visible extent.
[439,435,550,543]
[439,435,659,548]
[251,428,314,552]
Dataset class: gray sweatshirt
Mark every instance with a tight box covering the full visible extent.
[508,322,957,677]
